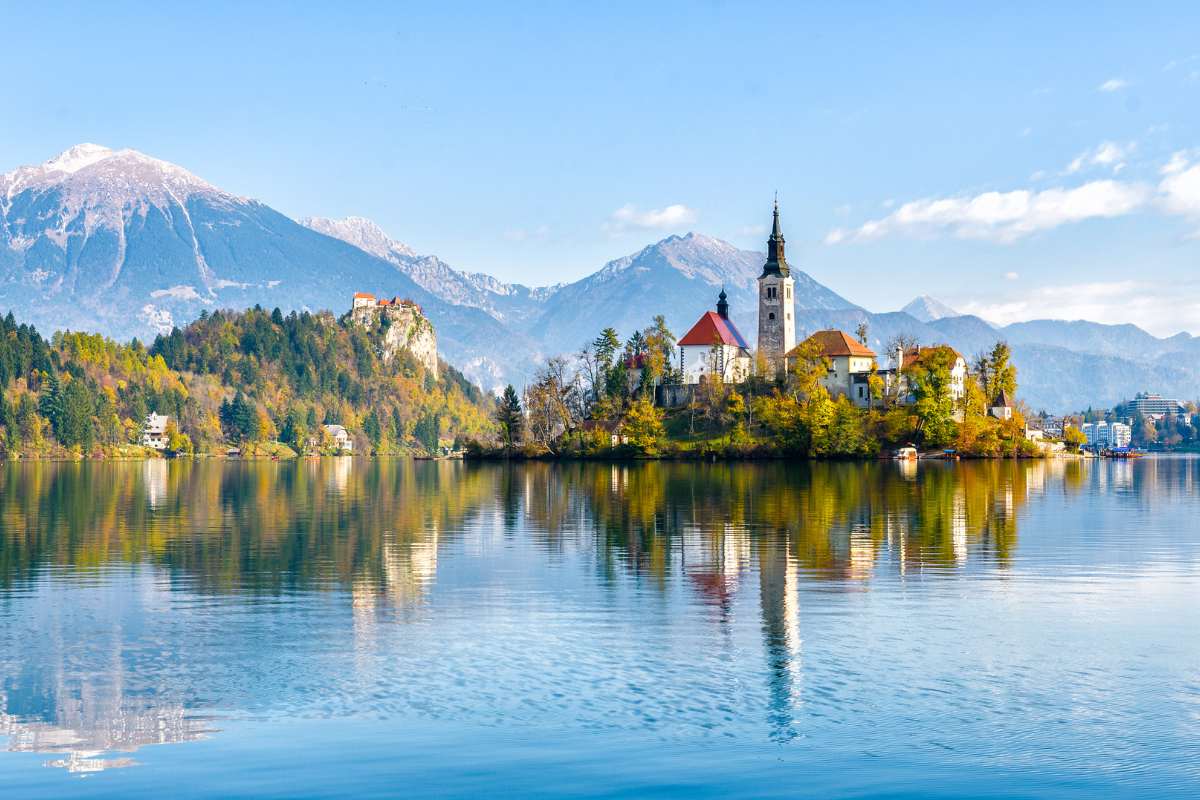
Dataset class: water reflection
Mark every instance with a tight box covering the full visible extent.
[1,456,1197,779]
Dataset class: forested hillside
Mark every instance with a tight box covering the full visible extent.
[0,307,494,458]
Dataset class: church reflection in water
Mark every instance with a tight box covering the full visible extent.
[0,455,1125,770]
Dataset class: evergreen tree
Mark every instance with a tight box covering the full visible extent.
[593,328,620,368]
[39,372,64,433]
[364,410,382,448]
[496,385,524,448]
[58,378,95,450]
[414,412,440,454]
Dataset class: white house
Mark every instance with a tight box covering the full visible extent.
[142,413,170,450]
[989,389,1015,420]
[323,424,354,453]
[787,330,877,408]
[677,290,752,385]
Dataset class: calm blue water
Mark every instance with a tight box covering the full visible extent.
[0,457,1197,798]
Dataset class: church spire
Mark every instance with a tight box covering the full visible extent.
[762,196,789,278]
[716,287,729,319]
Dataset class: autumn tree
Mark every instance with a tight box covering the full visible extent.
[524,357,579,452]
[621,396,665,456]
[786,337,830,401]
[906,347,958,448]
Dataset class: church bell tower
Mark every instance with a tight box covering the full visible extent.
[757,198,795,376]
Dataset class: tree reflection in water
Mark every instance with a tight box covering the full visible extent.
[0,456,1126,770]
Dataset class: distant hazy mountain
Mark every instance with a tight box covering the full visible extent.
[901,295,962,322]
[301,216,559,326]
[3,145,1196,410]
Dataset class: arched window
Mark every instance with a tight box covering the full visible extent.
[768,312,775,320]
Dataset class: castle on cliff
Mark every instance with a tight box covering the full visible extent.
[349,292,438,377]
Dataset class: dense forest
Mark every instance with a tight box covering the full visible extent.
[0,306,495,458]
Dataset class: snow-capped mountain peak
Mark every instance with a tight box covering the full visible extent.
[2,143,225,206]
[301,216,417,260]
[901,295,960,322]
[42,143,115,174]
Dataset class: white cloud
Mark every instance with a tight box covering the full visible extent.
[603,203,697,235]
[824,179,1150,245]
[959,280,1200,337]
[1064,140,1134,175]
[1098,77,1130,92]
[1158,154,1200,228]
[1004,272,1020,281]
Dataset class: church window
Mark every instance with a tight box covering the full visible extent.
[768,312,775,320]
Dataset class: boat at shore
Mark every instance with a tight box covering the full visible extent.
[1102,448,1145,459]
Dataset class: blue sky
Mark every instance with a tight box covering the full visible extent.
[3,2,1199,334]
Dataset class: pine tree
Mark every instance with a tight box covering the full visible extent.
[364,410,382,448]
[414,412,440,454]
[592,328,620,369]
[496,385,524,448]
[39,372,64,434]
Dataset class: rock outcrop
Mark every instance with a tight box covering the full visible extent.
[350,300,438,377]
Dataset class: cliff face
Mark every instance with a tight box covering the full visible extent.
[350,303,438,377]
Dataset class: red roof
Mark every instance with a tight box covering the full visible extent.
[901,344,964,369]
[790,329,875,358]
[679,312,749,348]
[353,292,375,300]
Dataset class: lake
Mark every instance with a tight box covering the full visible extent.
[0,457,1197,798]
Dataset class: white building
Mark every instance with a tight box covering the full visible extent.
[1082,421,1132,449]
[323,424,354,453]
[989,390,1015,421]
[141,413,170,450]
[1127,392,1186,419]
[787,330,877,408]
[677,290,752,385]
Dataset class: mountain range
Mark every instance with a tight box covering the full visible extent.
[2,144,1197,411]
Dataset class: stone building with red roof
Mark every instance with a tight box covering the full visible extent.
[677,289,752,385]
[787,329,879,407]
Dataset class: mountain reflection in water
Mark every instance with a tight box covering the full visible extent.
[0,457,1197,797]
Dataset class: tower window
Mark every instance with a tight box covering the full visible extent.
[766,286,777,300]
[768,312,775,320]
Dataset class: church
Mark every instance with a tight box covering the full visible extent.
[676,199,796,385]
